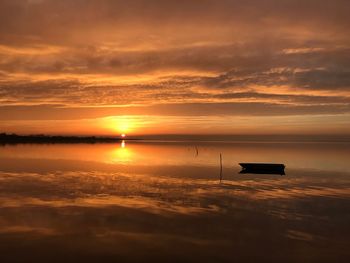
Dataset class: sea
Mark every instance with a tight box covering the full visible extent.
[0,139,349,262]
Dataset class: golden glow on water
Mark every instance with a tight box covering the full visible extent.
[1,142,350,171]
[110,140,132,163]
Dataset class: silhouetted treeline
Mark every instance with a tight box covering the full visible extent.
[0,133,122,145]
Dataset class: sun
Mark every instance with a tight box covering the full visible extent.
[121,133,126,138]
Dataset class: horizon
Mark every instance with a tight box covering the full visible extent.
[2,132,350,143]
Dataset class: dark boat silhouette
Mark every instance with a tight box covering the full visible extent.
[239,163,285,175]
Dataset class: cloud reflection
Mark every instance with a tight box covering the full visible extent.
[0,168,349,261]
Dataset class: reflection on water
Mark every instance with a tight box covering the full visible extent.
[0,141,349,262]
[111,140,132,163]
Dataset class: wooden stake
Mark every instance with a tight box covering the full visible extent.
[220,153,223,182]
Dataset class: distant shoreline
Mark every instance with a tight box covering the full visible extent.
[0,133,133,145]
[1,133,349,145]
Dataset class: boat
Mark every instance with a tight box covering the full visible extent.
[239,163,285,175]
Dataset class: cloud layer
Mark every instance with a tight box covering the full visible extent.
[0,0,349,134]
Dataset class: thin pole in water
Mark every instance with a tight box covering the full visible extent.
[220,153,223,182]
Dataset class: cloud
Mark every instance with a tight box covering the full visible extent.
[0,0,350,133]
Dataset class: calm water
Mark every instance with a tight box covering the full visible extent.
[0,141,349,262]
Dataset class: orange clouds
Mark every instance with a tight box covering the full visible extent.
[0,0,349,135]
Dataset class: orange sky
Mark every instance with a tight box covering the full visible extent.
[0,0,349,136]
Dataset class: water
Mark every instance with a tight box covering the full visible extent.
[0,141,349,262]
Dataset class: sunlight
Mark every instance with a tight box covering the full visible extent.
[102,116,135,134]
[110,140,133,163]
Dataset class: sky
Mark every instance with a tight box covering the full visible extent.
[0,0,350,136]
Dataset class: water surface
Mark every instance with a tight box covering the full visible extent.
[0,141,349,262]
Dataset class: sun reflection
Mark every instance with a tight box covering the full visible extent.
[110,140,132,163]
